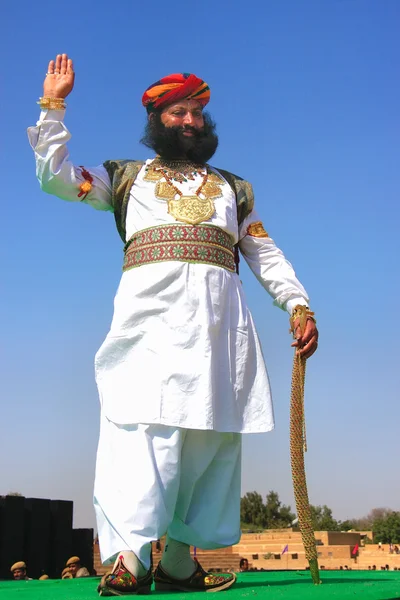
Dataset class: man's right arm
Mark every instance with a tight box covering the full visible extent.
[27,53,113,212]
[27,109,113,211]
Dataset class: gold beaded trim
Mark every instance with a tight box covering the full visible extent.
[37,96,66,110]
[144,158,204,182]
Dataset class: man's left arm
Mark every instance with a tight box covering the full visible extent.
[238,210,318,358]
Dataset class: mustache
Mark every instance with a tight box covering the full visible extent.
[177,125,204,136]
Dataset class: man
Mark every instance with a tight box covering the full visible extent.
[10,561,32,581]
[61,567,73,579]
[65,556,91,578]
[239,558,249,572]
[28,54,318,596]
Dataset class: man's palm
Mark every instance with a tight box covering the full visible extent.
[43,54,74,99]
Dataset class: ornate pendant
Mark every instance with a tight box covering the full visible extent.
[200,181,222,199]
[168,195,215,225]
[155,181,177,199]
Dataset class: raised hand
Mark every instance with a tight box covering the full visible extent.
[43,54,75,99]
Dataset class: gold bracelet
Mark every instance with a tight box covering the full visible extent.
[289,305,316,337]
[37,96,67,110]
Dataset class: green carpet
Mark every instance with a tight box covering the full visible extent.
[1,571,400,600]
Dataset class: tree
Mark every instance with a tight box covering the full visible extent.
[339,519,358,531]
[265,491,295,528]
[310,505,340,531]
[373,512,400,544]
[358,507,390,531]
[240,491,295,530]
[240,492,266,528]
[369,508,392,522]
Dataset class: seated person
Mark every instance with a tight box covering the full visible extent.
[10,561,32,581]
[65,556,90,578]
[239,558,249,572]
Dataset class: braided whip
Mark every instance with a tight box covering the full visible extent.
[289,306,321,584]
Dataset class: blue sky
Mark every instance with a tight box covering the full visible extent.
[1,0,399,530]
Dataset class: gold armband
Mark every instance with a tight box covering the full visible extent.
[289,305,316,337]
[37,96,67,110]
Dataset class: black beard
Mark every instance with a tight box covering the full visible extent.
[140,112,219,164]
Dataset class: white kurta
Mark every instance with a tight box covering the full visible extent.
[28,110,309,434]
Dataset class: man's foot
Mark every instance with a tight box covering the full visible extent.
[97,555,153,596]
[154,559,236,592]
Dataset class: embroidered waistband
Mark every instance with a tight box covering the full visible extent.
[123,223,235,273]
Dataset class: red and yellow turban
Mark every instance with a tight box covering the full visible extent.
[142,73,210,112]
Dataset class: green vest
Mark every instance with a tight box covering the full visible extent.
[103,159,255,243]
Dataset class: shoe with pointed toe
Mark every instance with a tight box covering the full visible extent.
[97,555,153,596]
[154,559,236,592]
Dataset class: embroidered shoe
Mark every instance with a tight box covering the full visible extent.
[97,555,153,596]
[154,559,236,592]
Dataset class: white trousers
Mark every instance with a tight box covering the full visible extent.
[93,415,242,569]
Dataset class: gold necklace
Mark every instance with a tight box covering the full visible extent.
[144,158,203,182]
[144,160,225,225]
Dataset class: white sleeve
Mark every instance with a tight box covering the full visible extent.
[27,109,113,212]
[238,209,310,314]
